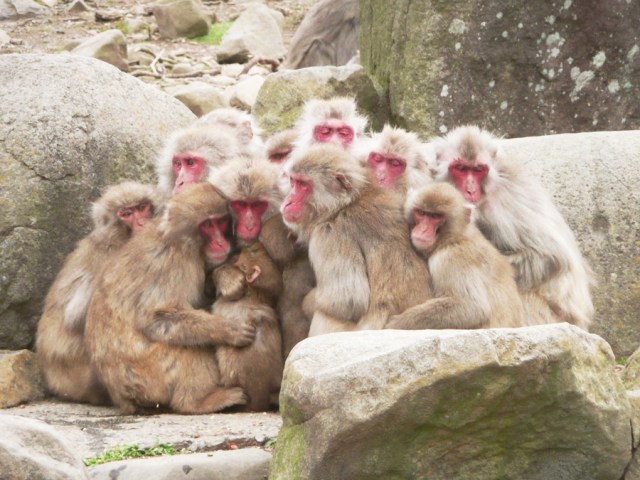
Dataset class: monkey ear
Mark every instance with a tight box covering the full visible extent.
[335,173,353,192]
[246,265,262,284]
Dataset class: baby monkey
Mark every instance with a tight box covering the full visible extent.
[212,242,284,411]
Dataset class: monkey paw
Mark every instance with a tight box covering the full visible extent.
[223,318,257,347]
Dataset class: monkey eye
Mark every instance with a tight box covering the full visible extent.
[201,218,212,228]
[137,202,150,212]
[453,164,468,172]
[172,157,182,167]
[426,212,444,220]
[216,216,229,226]
[119,208,133,218]
[390,158,405,168]
[251,200,269,210]
[337,127,352,137]
[368,152,384,164]
[319,127,332,135]
[186,157,195,167]
[473,165,489,174]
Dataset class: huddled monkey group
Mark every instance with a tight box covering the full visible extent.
[35,97,595,414]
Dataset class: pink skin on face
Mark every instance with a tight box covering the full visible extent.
[199,214,232,265]
[367,152,407,189]
[172,153,206,194]
[282,174,313,223]
[411,209,445,254]
[268,148,292,164]
[230,200,269,245]
[117,201,153,235]
[313,118,354,149]
[448,159,489,203]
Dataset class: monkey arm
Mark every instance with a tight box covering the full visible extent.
[260,215,298,267]
[142,308,256,347]
[506,249,563,292]
[385,297,489,330]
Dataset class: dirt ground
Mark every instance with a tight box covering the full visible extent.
[0,0,316,83]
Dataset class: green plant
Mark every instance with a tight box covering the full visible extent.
[83,441,182,468]
[192,22,232,45]
[114,20,129,35]
[264,437,277,449]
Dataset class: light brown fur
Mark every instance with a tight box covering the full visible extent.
[387,183,526,329]
[282,144,432,335]
[35,182,160,405]
[430,125,594,329]
[195,107,263,155]
[85,183,257,414]
[213,242,284,411]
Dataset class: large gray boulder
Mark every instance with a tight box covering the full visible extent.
[0,54,196,350]
[360,0,640,138]
[0,0,49,19]
[271,325,631,480]
[253,64,388,135]
[500,130,640,356]
[0,414,89,480]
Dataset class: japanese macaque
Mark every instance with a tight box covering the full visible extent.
[209,155,282,247]
[356,125,433,194]
[156,124,242,197]
[281,144,432,335]
[430,126,594,330]
[36,182,159,405]
[265,129,298,164]
[284,0,359,69]
[213,242,283,411]
[195,107,264,155]
[85,183,259,414]
[386,183,526,330]
[293,97,368,154]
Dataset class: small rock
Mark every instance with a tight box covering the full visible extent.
[70,29,129,72]
[220,63,244,78]
[171,62,194,75]
[0,350,46,409]
[0,28,10,45]
[0,0,49,19]
[166,81,229,116]
[123,17,149,34]
[209,74,237,87]
[94,7,124,22]
[228,75,264,112]
[67,0,90,13]
[216,37,250,64]
[247,65,271,76]
[152,0,211,39]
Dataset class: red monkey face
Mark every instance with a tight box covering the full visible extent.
[313,118,354,149]
[117,201,154,235]
[282,174,313,223]
[448,159,489,203]
[230,200,269,246]
[367,152,407,189]
[411,208,445,254]
[172,153,206,194]
[199,214,232,265]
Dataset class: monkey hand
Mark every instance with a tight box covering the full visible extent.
[213,264,247,301]
[220,316,256,347]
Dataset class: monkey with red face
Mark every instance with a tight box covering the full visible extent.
[36,182,160,405]
[280,143,432,335]
[265,129,298,165]
[292,97,368,154]
[386,183,527,330]
[356,125,433,194]
[156,124,243,197]
[85,183,257,414]
[430,125,594,329]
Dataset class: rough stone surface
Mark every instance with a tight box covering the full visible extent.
[271,325,631,480]
[152,0,210,39]
[0,54,195,350]
[253,64,388,135]
[628,390,640,449]
[360,0,640,138]
[0,0,49,19]
[166,81,229,116]
[0,28,10,44]
[89,448,270,480]
[1,400,281,458]
[229,75,265,112]
[0,349,46,408]
[500,130,640,356]
[623,347,640,390]
[70,29,129,72]
[218,4,285,61]
[0,414,89,480]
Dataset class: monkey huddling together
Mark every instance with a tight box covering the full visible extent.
[35,98,594,415]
